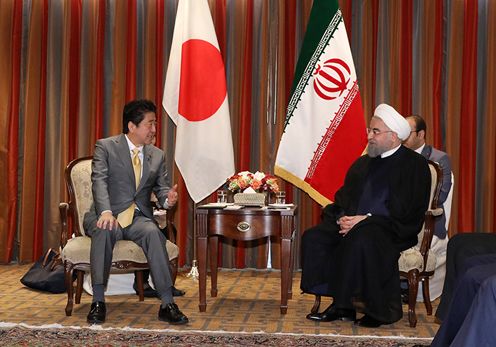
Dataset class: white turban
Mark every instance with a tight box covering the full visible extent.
[373,104,410,140]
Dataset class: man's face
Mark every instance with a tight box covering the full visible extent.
[367,117,395,158]
[128,112,157,146]
[403,118,424,150]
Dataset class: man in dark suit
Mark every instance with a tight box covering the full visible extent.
[83,99,188,325]
[404,115,452,239]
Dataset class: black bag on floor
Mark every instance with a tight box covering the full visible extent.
[20,248,66,294]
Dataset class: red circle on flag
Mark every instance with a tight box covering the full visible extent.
[178,39,227,122]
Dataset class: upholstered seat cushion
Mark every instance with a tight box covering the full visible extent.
[62,236,178,264]
[399,248,437,272]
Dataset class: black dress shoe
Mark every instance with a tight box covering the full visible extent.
[306,305,356,322]
[133,282,158,298]
[172,286,186,297]
[354,315,384,328]
[158,303,189,325]
[87,301,106,324]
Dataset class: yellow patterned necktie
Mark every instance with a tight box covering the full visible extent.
[117,148,141,228]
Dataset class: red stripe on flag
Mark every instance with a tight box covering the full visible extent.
[305,93,367,200]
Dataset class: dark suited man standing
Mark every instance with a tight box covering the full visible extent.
[83,99,188,325]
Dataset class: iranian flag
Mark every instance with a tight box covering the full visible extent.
[274,0,367,206]
[163,0,235,203]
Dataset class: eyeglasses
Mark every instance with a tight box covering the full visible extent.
[366,128,393,136]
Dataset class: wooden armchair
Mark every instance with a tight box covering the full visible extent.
[398,160,443,327]
[310,160,443,328]
[59,156,178,316]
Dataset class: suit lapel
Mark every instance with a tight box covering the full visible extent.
[116,134,135,185]
[421,145,432,160]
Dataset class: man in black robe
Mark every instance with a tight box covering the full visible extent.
[301,104,431,327]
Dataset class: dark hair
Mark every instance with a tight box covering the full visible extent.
[408,114,427,135]
[122,99,157,133]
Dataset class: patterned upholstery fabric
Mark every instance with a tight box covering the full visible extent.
[61,159,178,264]
[62,237,178,264]
[398,163,440,274]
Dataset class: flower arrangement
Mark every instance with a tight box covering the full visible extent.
[227,171,280,194]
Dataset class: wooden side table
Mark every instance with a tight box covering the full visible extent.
[195,205,297,314]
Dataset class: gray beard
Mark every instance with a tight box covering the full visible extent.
[367,145,381,158]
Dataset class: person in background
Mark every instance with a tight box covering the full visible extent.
[402,115,453,303]
[403,115,452,239]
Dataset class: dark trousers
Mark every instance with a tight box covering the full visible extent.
[435,233,496,320]
[87,215,173,300]
[431,254,496,347]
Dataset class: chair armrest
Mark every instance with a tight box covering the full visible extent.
[165,206,177,244]
[59,202,69,248]
[165,219,177,244]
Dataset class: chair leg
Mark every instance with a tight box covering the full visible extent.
[136,270,145,301]
[407,269,419,328]
[422,277,433,315]
[65,265,74,316]
[311,295,322,314]
[75,270,84,304]
[169,257,178,286]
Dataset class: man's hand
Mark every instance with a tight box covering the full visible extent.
[337,215,369,236]
[167,184,178,207]
[97,211,118,230]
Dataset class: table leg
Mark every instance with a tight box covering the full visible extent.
[280,237,291,314]
[209,235,219,297]
[198,234,207,312]
[288,235,294,300]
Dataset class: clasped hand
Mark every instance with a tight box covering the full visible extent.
[337,215,368,236]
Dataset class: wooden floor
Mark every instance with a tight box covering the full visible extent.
[0,264,439,339]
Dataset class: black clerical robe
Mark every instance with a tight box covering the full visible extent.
[300,145,430,323]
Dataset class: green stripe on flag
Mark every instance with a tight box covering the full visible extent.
[284,0,342,129]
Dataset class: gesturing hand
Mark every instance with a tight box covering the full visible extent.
[167,184,178,207]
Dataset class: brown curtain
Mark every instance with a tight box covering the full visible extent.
[1,0,495,268]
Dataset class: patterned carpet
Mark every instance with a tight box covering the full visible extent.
[0,264,437,346]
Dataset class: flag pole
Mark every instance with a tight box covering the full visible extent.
[187,202,199,280]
